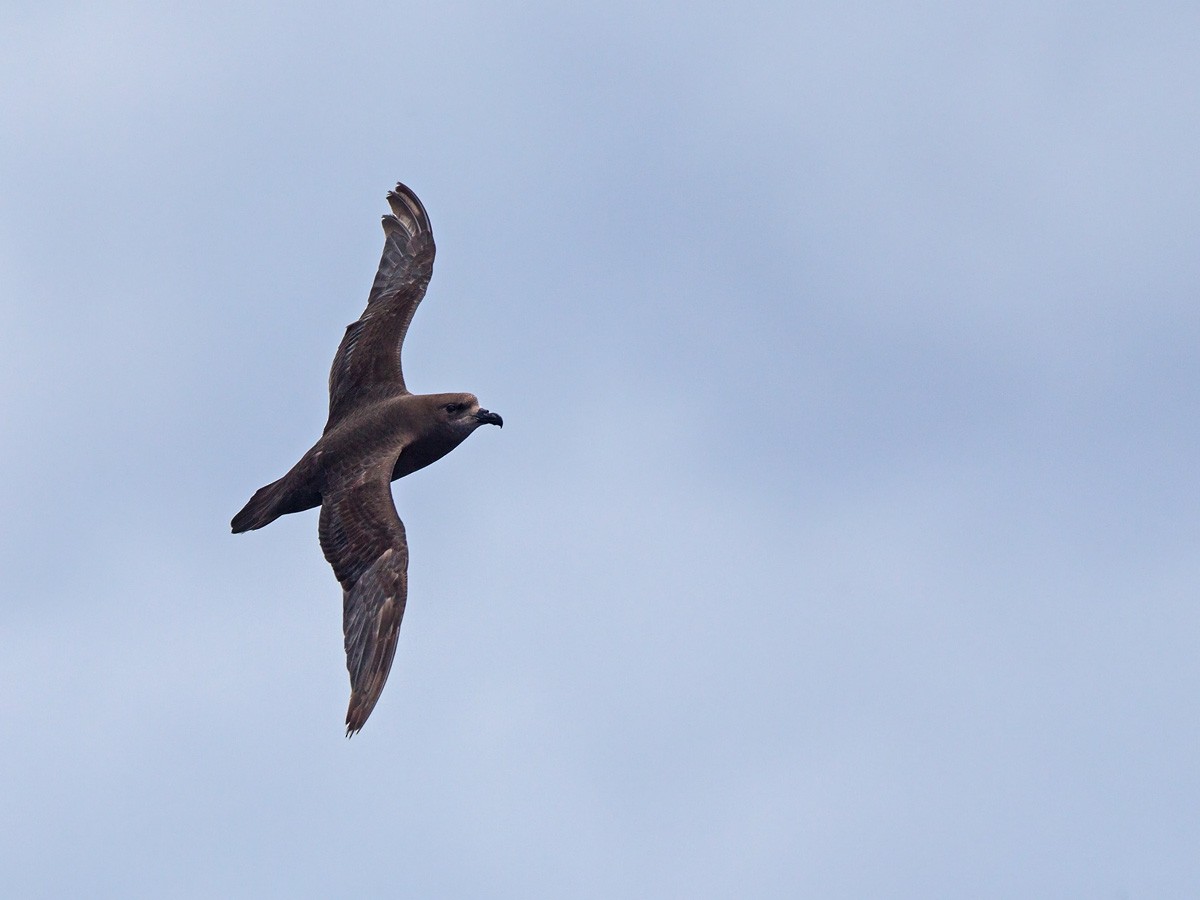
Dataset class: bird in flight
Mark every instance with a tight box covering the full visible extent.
[231,183,503,735]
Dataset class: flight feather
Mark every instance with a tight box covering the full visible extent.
[326,183,435,427]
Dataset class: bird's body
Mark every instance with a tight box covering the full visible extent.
[232,183,502,734]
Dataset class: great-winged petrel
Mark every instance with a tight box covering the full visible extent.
[231,183,502,735]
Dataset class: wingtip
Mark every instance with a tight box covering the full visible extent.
[345,706,368,737]
[345,688,376,736]
[383,182,431,235]
[385,184,414,210]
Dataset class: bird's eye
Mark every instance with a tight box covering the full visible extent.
[444,403,461,414]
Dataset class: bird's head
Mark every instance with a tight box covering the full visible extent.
[430,392,503,434]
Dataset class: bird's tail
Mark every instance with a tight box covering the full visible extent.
[231,475,293,533]
[232,452,323,534]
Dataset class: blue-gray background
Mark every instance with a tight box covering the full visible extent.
[3,2,1198,896]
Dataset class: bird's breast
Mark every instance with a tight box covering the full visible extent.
[390,431,467,481]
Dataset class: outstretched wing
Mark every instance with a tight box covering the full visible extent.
[326,183,435,430]
[318,460,410,735]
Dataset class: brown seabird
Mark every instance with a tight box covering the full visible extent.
[231,183,502,735]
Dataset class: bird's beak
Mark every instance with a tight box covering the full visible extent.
[474,408,503,427]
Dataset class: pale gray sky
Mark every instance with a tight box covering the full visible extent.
[3,2,1199,896]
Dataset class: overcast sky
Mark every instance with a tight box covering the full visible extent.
[3,2,1199,897]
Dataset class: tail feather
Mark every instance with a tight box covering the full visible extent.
[231,477,290,533]
[232,454,323,534]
